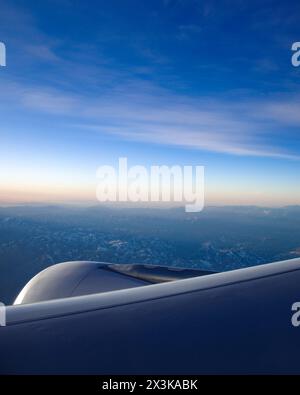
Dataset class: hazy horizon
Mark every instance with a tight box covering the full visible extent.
[1,201,300,209]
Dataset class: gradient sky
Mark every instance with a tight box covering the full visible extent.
[0,0,300,206]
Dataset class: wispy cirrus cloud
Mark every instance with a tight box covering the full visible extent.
[25,44,60,62]
[2,76,299,160]
[1,0,300,162]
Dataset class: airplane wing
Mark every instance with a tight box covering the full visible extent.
[0,258,300,374]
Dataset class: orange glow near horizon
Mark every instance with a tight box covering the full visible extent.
[1,183,300,207]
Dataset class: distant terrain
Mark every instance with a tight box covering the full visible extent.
[0,204,300,304]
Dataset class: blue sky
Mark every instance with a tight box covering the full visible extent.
[0,0,300,205]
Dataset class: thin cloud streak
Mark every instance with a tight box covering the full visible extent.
[1,78,300,160]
